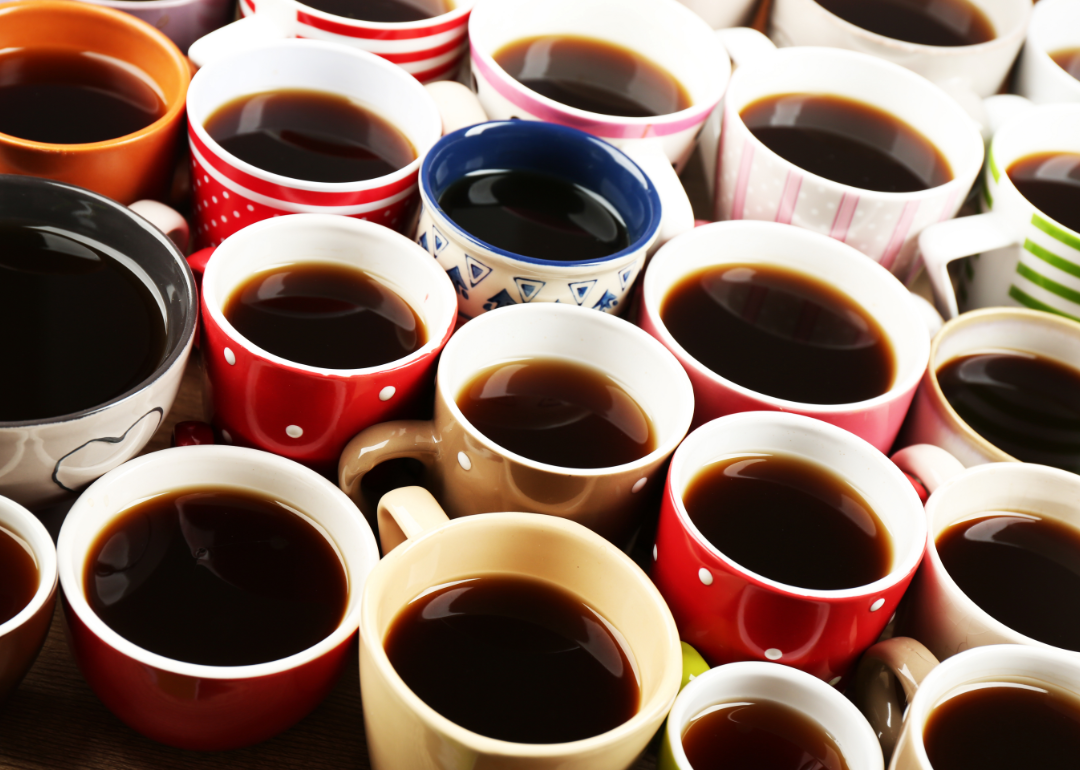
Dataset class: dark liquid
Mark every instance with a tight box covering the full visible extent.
[741,94,952,193]
[936,513,1080,651]
[660,264,894,405]
[438,170,629,261]
[1050,48,1080,83]
[383,575,639,743]
[204,89,416,184]
[493,35,691,118]
[0,47,165,144]
[1007,152,1080,233]
[923,681,1080,770]
[681,700,848,770]
[457,358,655,469]
[815,0,994,47]
[299,0,450,21]
[0,224,166,422]
[936,352,1080,473]
[85,487,348,667]
[0,526,38,626]
[684,454,892,590]
[223,262,426,370]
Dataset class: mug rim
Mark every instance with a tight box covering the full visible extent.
[0,495,58,640]
[290,0,474,30]
[0,175,198,429]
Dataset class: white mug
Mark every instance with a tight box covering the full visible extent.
[1015,0,1080,105]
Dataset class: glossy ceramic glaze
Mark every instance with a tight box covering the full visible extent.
[79,0,234,53]
[1016,0,1080,104]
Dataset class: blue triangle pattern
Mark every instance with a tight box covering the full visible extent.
[514,278,546,303]
[418,231,429,253]
[433,227,447,253]
[591,289,619,312]
[567,279,597,305]
[465,254,493,287]
[483,289,516,312]
[619,267,634,291]
[446,266,469,300]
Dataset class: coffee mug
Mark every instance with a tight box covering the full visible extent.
[417,120,662,318]
[921,103,1080,320]
[0,175,196,510]
[675,0,758,29]
[0,0,191,205]
[639,220,932,452]
[769,0,1031,98]
[898,307,1080,467]
[651,411,927,685]
[659,661,884,770]
[713,43,986,279]
[339,302,694,547]
[189,213,458,474]
[359,486,682,770]
[186,39,442,249]
[1015,0,1080,104]
[79,0,234,52]
[56,445,380,750]
[0,495,58,703]
[188,0,471,82]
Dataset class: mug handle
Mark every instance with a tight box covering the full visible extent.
[129,199,190,254]
[714,26,776,69]
[890,444,966,497]
[851,637,940,763]
[918,212,1018,319]
[338,420,442,521]
[376,486,450,555]
[187,14,288,69]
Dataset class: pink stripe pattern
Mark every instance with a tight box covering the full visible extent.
[879,200,920,271]
[829,193,860,242]
[937,187,960,222]
[774,170,803,225]
[730,142,756,221]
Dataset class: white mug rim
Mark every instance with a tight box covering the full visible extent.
[0,496,58,641]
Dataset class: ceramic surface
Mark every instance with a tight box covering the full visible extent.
[80,0,234,53]
[1015,0,1080,104]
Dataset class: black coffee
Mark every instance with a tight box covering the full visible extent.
[456,357,655,469]
[814,0,994,47]
[936,352,1080,473]
[740,94,952,193]
[0,47,165,144]
[437,169,629,261]
[684,454,892,591]
[681,700,848,770]
[936,513,1080,652]
[0,223,166,422]
[1051,48,1080,83]
[299,0,450,22]
[493,35,691,118]
[85,487,348,667]
[923,680,1080,770]
[660,264,895,405]
[204,89,416,183]
[223,262,426,370]
[383,574,639,743]
[1007,152,1080,233]
[0,526,38,626]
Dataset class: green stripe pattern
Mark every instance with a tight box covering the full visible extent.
[1010,213,1080,321]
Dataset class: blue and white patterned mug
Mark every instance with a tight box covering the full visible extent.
[416,120,663,319]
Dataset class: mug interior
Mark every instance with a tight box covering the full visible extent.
[668,412,926,598]
[1030,0,1080,60]
[0,496,57,637]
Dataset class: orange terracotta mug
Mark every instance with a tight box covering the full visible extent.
[0,0,190,204]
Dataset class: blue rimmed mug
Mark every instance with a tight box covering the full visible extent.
[416,120,663,319]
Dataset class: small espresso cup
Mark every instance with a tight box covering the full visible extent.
[192,213,458,474]
[417,121,662,318]
[80,0,234,53]
[186,39,442,248]
[1015,0,1080,105]
[189,0,472,82]
[56,445,380,750]
[651,411,927,685]
[639,220,931,453]
[898,307,1080,468]
[920,103,1080,320]
[338,302,694,546]
[360,486,682,770]
[714,44,985,278]
[659,662,884,770]
[0,495,58,703]
[0,0,191,205]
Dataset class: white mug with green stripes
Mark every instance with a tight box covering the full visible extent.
[920,103,1080,320]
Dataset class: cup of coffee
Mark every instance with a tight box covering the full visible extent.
[189,0,472,82]
[1015,0,1080,105]
[359,485,682,770]
[56,445,380,750]
[769,0,1031,98]
[920,103,1080,319]
[651,411,927,685]
[713,43,985,278]
[191,212,458,474]
[899,307,1080,471]
[185,39,442,249]
[639,220,931,452]
[339,302,694,546]
[659,661,884,770]
[0,175,197,510]
[0,0,191,205]
[80,0,234,52]
[0,495,58,703]
[417,120,662,318]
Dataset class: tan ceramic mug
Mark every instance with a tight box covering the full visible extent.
[359,486,683,770]
[338,303,695,547]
